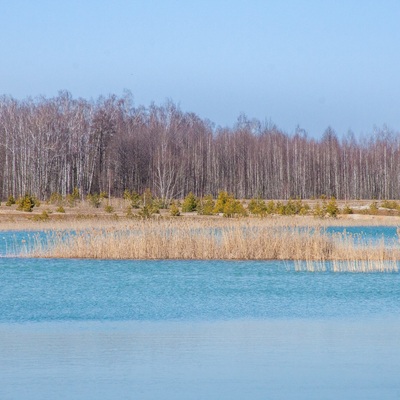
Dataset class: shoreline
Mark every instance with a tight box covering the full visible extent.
[1,197,400,231]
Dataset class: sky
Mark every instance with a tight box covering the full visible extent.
[1,0,400,137]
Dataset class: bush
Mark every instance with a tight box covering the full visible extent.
[123,189,141,208]
[271,198,310,216]
[214,191,230,214]
[275,201,286,215]
[182,192,197,212]
[65,188,80,207]
[369,201,379,215]
[104,204,114,213]
[136,190,160,218]
[326,197,339,217]
[197,195,215,215]
[342,204,353,215]
[86,193,101,208]
[152,198,164,211]
[138,205,158,219]
[33,210,50,221]
[284,199,298,215]
[223,198,248,218]
[71,187,80,200]
[265,200,276,214]
[313,202,326,218]
[16,195,36,212]
[299,207,309,216]
[248,198,267,216]
[380,200,399,210]
[123,189,131,201]
[142,188,154,207]
[56,206,65,213]
[169,201,180,216]
[126,206,134,218]
[6,195,16,206]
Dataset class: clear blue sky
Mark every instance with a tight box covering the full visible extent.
[1,0,400,137]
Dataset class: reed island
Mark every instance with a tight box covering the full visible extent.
[1,191,399,272]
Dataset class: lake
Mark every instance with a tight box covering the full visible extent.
[1,228,400,399]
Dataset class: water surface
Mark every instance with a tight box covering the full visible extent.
[1,234,400,399]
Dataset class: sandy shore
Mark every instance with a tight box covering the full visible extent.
[0,199,399,231]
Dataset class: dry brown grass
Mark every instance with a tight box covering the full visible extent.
[21,218,400,272]
[2,196,400,232]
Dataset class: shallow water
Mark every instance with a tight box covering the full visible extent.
[1,257,400,399]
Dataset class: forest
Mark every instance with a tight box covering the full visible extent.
[0,91,399,202]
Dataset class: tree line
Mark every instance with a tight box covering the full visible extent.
[0,91,399,201]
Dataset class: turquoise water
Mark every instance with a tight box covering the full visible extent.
[1,227,400,399]
[1,258,400,322]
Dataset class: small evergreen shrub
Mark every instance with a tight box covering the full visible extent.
[64,188,78,207]
[271,198,310,216]
[142,188,154,207]
[182,192,198,212]
[104,204,114,213]
[265,200,276,214]
[299,206,309,216]
[152,198,164,211]
[138,205,155,219]
[56,206,65,213]
[248,198,267,216]
[136,190,160,218]
[123,189,131,201]
[126,206,134,218]
[284,199,297,215]
[326,197,339,217]
[71,187,80,200]
[275,201,286,215]
[123,189,141,208]
[295,198,309,215]
[65,188,80,207]
[33,210,50,221]
[197,194,215,215]
[131,192,141,208]
[169,201,180,216]
[341,204,353,214]
[16,195,36,212]
[369,201,379,215]
[6,195,16,206]
[380,200,399,210]
[213,191,230,214]
[87,193,101,208]
[313,202,326,218]
[223,198,248,218]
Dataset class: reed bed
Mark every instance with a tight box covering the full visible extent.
[22,218,400,272]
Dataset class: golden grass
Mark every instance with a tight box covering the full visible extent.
[20,218,400,272]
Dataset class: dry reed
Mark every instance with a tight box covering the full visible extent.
[22,218,400,272]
